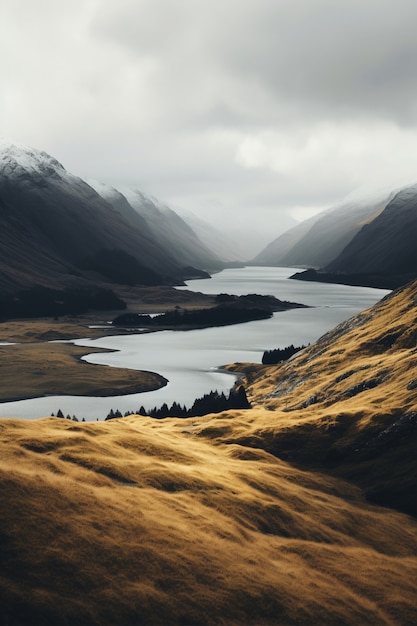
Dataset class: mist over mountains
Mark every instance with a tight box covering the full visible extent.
[1,140,417,625]
[254,184,417,288]
[0,141,233,313]
[4,137,417,305]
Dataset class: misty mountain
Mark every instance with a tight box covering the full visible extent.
[0,142,222,304]
[122,188,223,270]
[325,183,417,278]
[252,191,394,268]
[178,211,245,262]
[91,182,223,270]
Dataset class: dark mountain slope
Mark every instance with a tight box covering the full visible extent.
[326,184,417,277]
[121,188,222,270]
[0,143,216,301]
[252,192,393,268]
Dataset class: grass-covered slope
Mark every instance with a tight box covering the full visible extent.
[1,417,417,626]
[227,280,417,515]
[1,282,417,625]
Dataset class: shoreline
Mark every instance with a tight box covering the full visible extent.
[0,342,168,403]
[0,286,307,407]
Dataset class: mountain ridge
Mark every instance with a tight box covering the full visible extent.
[252,189,394,268]
[0,141,224,315]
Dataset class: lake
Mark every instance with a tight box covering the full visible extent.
[0,267,389,420]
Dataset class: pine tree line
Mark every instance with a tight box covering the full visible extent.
[105,385,250,420]
[262,343,307,364]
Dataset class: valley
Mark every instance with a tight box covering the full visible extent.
[0,267,386,419]
[1,272,417,625]
[0,141,416,625]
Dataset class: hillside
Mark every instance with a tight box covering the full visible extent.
[326,183,417,279]
[177,210,245,263]
[0,142,222,316]
[1,282,417,624]
[91,182,222,271]
[229,280,417,516]
[252,191,392,268]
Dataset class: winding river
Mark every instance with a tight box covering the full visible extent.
[0,267,389,420]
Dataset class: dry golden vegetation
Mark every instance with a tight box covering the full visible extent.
[0,285,215,401]
[226,281,417,515]
[1,416,417,626]
[0,342,167,401]
[1,282,417,625]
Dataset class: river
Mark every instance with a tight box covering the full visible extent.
[0,267,389,420]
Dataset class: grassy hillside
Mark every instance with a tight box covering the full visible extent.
[227,281,417,516]
[1,282,417,625]
[1,417,417,626]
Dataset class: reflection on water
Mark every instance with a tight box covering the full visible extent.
[0,267,389,421]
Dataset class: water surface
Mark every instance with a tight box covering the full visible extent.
[0,267,389,420]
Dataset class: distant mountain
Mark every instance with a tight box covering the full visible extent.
[252,191,394,268]
[326,184,417,277]
[178,211,244,263]
[89,181,222,270]
[287,183,417,289]
[120,188,222,270]
[0,141,222,314]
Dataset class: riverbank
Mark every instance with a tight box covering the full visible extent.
[0,285,217,343]
[0,286,308,404]
[0,268,389,417]
[0,286,215,402]
[0,342,167,403]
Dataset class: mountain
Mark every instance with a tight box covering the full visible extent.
[252,190,394,268]
[326,183,417,279]
[91,182,223,271]
[0,141,222,315]
[1,280,417,624]
[177,210,245,262]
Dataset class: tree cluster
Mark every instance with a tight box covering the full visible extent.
[53,409,86,422]
[215,293,292,310]
[105,385,250,420]
[0,285,125,320]
[112,305,272,329]
[262,344,307,364]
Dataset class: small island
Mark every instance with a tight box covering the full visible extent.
[112,293,308,330]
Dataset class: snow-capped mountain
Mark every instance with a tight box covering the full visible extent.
[0,141,222,306]
[90,183,222,270]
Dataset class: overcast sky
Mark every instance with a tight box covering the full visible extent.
[2,0,417,254]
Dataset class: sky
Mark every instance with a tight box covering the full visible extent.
[2,0,417,255]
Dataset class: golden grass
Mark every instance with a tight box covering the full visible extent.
[2,282,417,624]
[223,283,417,514]
[0,343,166,401]
[0,287,215,401]
[1,416,417,625]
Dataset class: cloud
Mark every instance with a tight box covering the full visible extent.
[2,0,417,255]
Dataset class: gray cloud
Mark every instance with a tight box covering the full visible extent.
[2,0,417,255]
